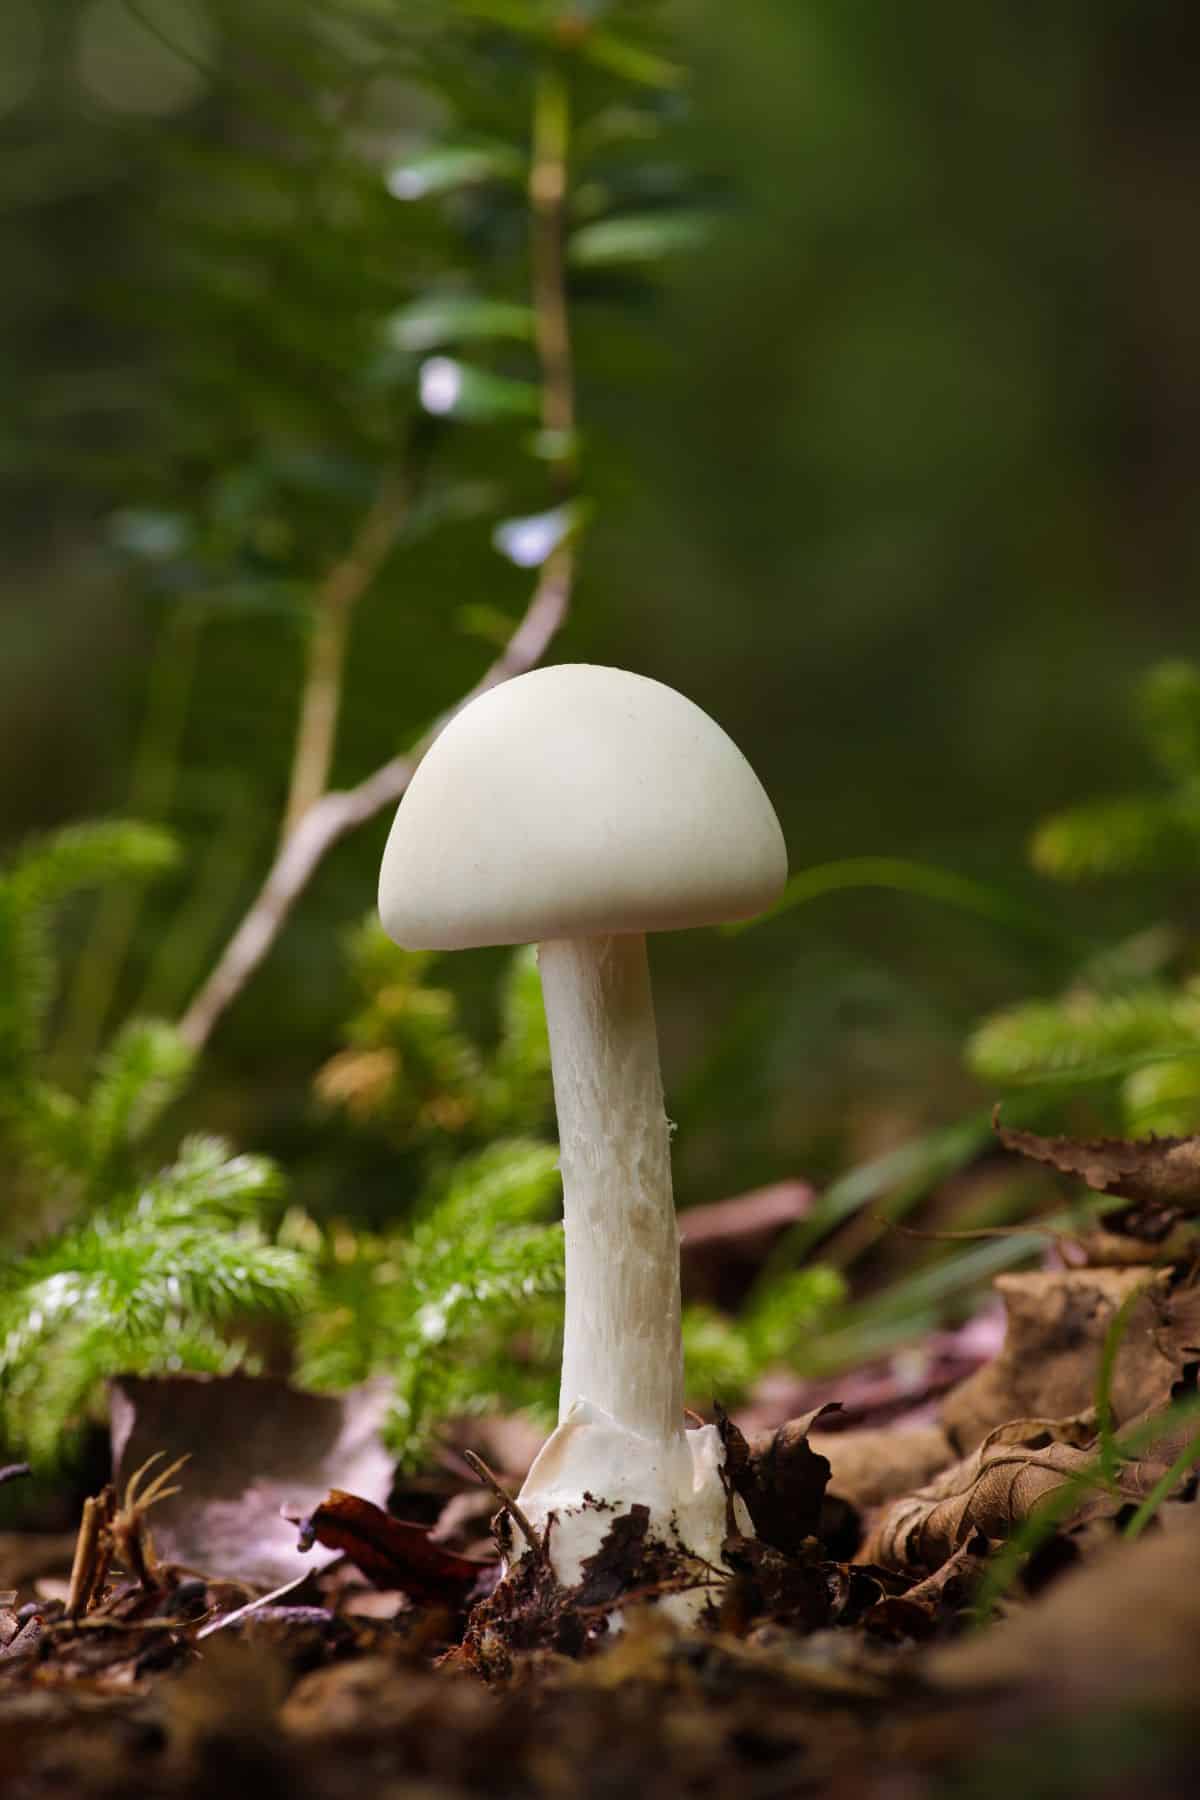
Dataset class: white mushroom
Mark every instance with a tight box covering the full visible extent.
[378,664,787,1611]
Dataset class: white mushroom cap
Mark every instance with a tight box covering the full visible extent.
[379,663,787,950]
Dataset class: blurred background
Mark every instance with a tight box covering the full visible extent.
[4,0,1200,1478]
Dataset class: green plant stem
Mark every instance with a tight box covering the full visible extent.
[281,471,408,841]
[1123,1427,1200,1539]
[1095,1281,1154,1486]
[529,59,575,481]
[731,856,1083,949]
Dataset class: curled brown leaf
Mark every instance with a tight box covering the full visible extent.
[862,1419,1164,1574]
[994,1112,1200,1212]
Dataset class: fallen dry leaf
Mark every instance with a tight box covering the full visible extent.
[927,1518,1200,1709]
[941,1266,1200,1454]
[110,1374,394,1589]
[721,1406,837,1555]
[811,1423,955,1512]
[861,1419,1165,1574]
[295,1489,491,1607]
[994,1113,1200,1211]
[864,1531,990,1641]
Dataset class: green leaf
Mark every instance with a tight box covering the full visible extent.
[761,1111,998,1272]
[1122,1056,1200,1134]
[1031,793,1200,881]
[1137,661,1200,781]
[385,294,535,354]
[83,1019,194,1178]
[732,856,1076,949]
[575,28,687,90]
[968,984,1200,1085]
[385,142,524,201]
[7,821,179,909]
[681,1304,757,1405]
[568,210,715,267]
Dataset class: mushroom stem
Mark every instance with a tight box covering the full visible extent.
[537,933,683,1446]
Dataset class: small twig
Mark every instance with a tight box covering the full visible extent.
[462,1449,545,1561]
[122,1450,190,1518]
[66,1490,115,1619]
[195,1571,311,1641]
[178,555,570,1052]
[112,1451,190,1590]
[47,1610,215,1635]
[529,60,575,481]
[870,1214,1060,1243]
[0,1462,31,1488]
[281,470,409,840]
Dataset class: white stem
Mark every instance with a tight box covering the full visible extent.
[537,933,683,1445]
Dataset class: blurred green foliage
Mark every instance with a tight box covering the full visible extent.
[970,661,1200,1134]
[0,824,309,1459]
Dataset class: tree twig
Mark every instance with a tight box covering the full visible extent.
[462,1448,545,1561]
[178,555,570,1052]
[281,470,409,841]
[529,61,575,475]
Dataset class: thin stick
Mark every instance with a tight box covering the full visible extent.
[66,1494,112,1619]
[195,1570,311,1641]
[529,61,575,474]
[281,470,409,840]
[0,1463,30,1487]
[462,1449,545,1559]
[178,556,570,1052]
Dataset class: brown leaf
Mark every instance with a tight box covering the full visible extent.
[811,1424,956,1512]
[927,1521,1200,1710]
[862,1420,1164,1574]
[110,1374,395,1589]
[941,1267,1200,1454]
[722,1405,837,1555]
[994,1112,1200,1210]
[865,1532,990,1641]
[296,1490,489,1606]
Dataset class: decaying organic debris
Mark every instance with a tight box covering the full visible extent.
[5,1126,1200,1796]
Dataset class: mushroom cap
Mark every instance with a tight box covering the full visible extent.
[379,664,787,950]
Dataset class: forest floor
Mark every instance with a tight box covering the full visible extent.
[4,1130,1200,1798]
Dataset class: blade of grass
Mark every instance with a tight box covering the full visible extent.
[1095,1281,1156,1486]
[972,1394,1200,1622]
[1123,1428,1200,1540]
[758,1112,997,1279]
[727,857,1084,950]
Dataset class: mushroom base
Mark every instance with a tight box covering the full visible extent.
[513,1398,752,1623]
